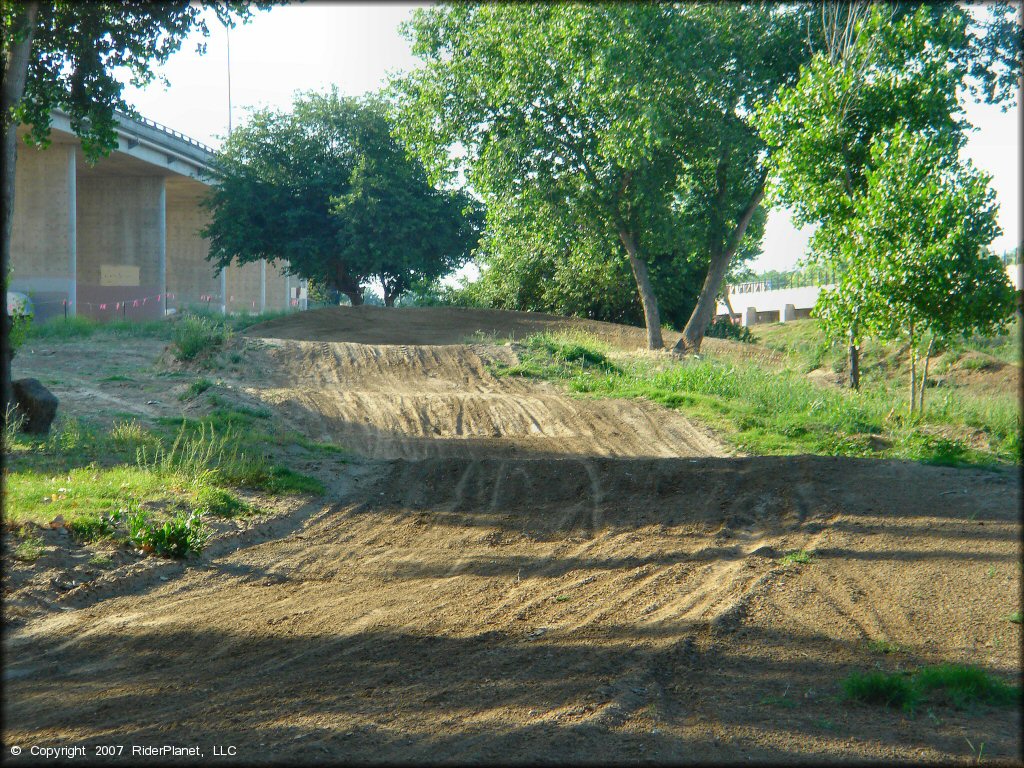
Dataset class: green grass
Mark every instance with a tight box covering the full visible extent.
[4,411,324,539]
[842,664,1021,713]
[1006,611,1022,624]
[66,512,118,543]
[493,330,1020,467]
[180,378,214,401]
[779,549,814,565]
[13,531,45,562]
[868,639,903,655]
[172,316,231,361]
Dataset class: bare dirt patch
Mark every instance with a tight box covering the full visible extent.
[4,307,1020,764]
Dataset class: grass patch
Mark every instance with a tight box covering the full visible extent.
[868,639,903,655]
[842,664,1021,712]
[88,554,114,568]
[100,374,133,383]
[171,316,231,361]
[497,329,1019,467]
[118,504,211,559]
[193,486,253,518]
[66,512,118,544]
[180,378,214,401]
[13,531,45,562]
[1006,610,1022,624]
[779,549,813,565]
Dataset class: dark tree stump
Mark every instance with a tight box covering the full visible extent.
[12,378,59,435]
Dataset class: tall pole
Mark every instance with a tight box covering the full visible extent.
[220,20,231,316]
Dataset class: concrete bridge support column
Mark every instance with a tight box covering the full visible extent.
[743,306,757,327]
[67,146,77,316]
[782,303,796,322]
[158,179,166,317]
[260,258,266,314]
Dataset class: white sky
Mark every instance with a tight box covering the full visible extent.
[120,2,1021,275]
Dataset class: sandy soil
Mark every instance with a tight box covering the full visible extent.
[3,306,1021,764]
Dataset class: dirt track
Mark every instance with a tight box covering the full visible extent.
[4,307,1021,764]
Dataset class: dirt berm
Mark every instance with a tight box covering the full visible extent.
[3,306,1020,764]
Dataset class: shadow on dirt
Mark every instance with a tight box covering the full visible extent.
[5,622,1020,763]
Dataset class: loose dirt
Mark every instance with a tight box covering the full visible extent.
[4,307,1020,764]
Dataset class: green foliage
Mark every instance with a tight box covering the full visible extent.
[843,664,1021,713]
[914,664,1020,708]
[393,4,810,347]
[704,318,756,344]
[180,378,214,401]
[779,549,813,565]
[192,487,252,519]
[756,4,1021,405]
[203,89,479,306]
[66,512,118,544]
[13,531,45,562]
[842,670,918,710]
[171,317,230,361]
[497,330,1018,467]
[117,506,211,559]
[9,3,264,161]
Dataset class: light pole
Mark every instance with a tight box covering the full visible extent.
[220,19,231,316]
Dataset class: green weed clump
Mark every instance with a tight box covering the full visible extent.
[13,531,45,562]
[172,316,230,361]
[66,512,117,543]
[193,486,252,518]
[842,664,1021,712]
[118,505,211,558]
[180,378,214,401]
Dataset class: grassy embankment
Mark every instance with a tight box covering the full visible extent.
[4,311,332,558]
[492,318,1021,467]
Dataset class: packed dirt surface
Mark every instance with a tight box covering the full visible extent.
[4,307,1021,764]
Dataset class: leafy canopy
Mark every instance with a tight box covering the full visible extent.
[7,2,265,160]
[201,89,480,305]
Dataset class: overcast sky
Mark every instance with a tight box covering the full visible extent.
[120,2,1021,274]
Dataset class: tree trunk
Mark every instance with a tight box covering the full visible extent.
[676,246,731,355]
[343,289,364,306]
[908,324,917,416]
[848,344,859,390]
[722,285,738,323]
[384,293,395,307]
[676,176,766,355]
[1,2,40,421]
[618,229,663,350]
[919,336,934,415]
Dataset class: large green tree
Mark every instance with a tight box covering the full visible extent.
[202,90,480,306]
[392,3,809,351]
[756,2,1021,388]
[1,0,263,415]
[816,126,1014,412]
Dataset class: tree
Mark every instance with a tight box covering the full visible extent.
[816,126,1014,413]
[392,3,808,351]
[1,1,263,415]
[756,2,1022,388]
[202,90,480,307]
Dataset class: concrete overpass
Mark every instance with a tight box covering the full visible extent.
[717,262,1023,326]
[10,109,306,322]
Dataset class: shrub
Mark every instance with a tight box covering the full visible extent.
[193,486,252,518]
[67,512,117,543]
[842,670,918,710]
[172,316,230,361]
[120,507,211,558]
[705,317,756,343]
[179,378,214,401]
[914,664,1020,708]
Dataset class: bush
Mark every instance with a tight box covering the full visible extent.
[67,512,117,543]
[193,486,252,518]
[705,317,756,343]
[172,316,230,361]
[842,670,918,710]
[119,506,211,558]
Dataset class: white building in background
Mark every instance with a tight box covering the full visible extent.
[718,262,1023,327]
